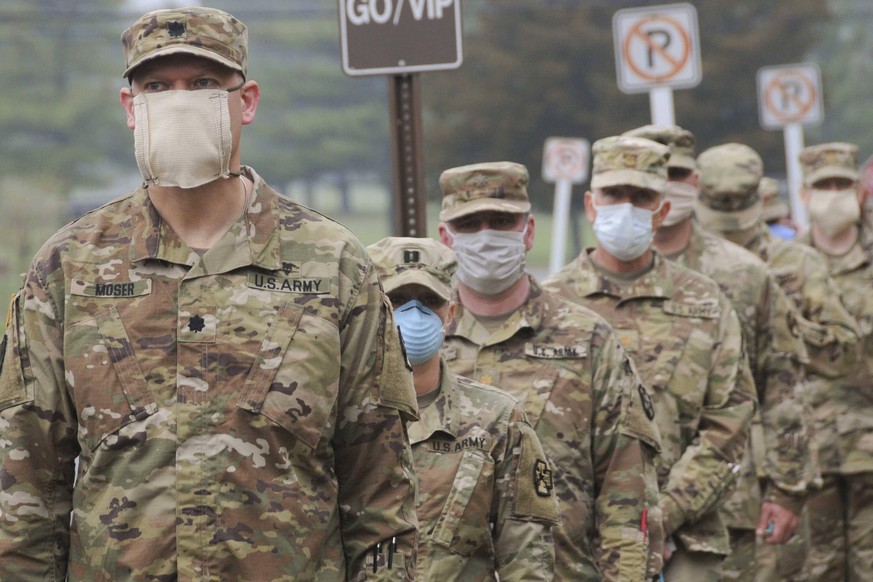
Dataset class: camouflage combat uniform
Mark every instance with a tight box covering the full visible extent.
[794,142,873,581]
[410,361,559,581]
[671,221,814,581]
[443,276,662,581]
[697,142,863,582]
[622,129,813,577]
[545,250,756,578]
[0,168,419,581]
[743,224,859,382]
[796,227,873,581]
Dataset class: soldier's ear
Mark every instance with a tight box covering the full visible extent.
[584,191,597,223]
[799,186,811,208]
[120,87,136,130]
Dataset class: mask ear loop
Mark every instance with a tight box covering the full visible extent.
[226,79,247,178]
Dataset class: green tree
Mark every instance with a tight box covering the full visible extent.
[807,0,873,159]
[422,0,830,206]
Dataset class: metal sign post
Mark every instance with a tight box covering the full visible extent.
[757,63,824,226]
[338,0,464,236]
[388,74,427,237]
[613,3,701,125]
[542,138,590,274]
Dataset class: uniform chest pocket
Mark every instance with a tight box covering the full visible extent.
[237,301,338,450]
[431,449,495,556]
[67,305,158,452]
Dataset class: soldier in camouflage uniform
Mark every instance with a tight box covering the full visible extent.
[0,8,419,581]
[696,143,859,401]
[544,136,757,582]
[624,126,814,582]
[795,142,873,581]
[368,236,559,581]
[436,161,663,581]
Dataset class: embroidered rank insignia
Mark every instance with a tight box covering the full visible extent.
[188,315,206,333]
[638,385,656,421]
[167,21,185,37]
[534,459,554,497]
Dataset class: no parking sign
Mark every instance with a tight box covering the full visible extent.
[542,138,590,184]
[757,63,823,129]
[613,3,701,94]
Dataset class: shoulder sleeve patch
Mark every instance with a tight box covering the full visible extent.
[513,422,560,523]
[620,383,662,454]
[0,291,32,411]
[377,297,418,421]
[662,299,720,319]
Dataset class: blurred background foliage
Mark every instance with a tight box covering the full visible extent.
[0,0,870,303]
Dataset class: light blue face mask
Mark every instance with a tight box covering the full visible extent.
[592,201,657,261]
[768,223,796,241]
[393,300,444,366]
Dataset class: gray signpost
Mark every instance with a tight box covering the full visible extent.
[339,0,463,236]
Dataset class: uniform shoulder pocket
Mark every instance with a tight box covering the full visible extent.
[0,291,33,411]
[513,422,560,523]
[620,384,662,454]
[376,297,417,420]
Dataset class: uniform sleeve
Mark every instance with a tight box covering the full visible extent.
[0,268,78,581]
[590,328,663,581]
[492,406,558,582]
[334,258,419,581]
[756,277,815,496]
[659,298,756,536]
[790,251,859,380]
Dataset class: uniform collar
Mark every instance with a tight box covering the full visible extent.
[573,248,674,302]
[797,225,871,275]
[129,166,283,274]
[408,360,461,445]
[446,274,544,347]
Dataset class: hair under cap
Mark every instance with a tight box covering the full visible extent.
[121,6,248,79]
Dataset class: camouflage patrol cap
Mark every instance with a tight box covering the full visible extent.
[696,143,764,231]
[590,136,670,192]
[121,7,248,79]
[368,237,457,302]
[799,142,859,187]
[622,124,697,171]
[759,177,790,222]
[439,162,531,222]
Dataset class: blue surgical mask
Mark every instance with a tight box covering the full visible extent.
[592,201,658,261]
[768,223,796,241]
[393,300,444,366]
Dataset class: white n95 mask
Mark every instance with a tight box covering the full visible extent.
[133,88,236,189]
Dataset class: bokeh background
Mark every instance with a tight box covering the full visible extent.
[1,0,871,301]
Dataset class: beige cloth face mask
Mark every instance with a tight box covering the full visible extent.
[133,89,236,189]
[661,181,699,227]
[807,188,861,236]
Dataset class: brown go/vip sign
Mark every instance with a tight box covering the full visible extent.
[339,0,463,76]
